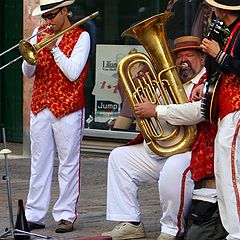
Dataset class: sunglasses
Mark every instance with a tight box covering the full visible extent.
[41,8,63,20]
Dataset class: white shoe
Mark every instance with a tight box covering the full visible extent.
[101,222,146,240]
[157,232,176,240]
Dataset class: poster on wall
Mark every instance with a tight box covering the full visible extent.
[92,44,146,122]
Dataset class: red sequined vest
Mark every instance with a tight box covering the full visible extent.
[31,24,88,118]
[190,73,217,182]
[218,22,240,120]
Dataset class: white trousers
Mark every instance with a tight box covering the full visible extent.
[106,143,194,236]
[25,108,85,224]
[215,111,240,240]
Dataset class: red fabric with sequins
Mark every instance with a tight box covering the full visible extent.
[31,24,88,118]
[190,74,217,181]
[218,73,240,120]
[218,22,240,120]
[190,121,217,181]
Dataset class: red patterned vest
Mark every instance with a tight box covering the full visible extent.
[31,24,88,118]
[190,121,217,181]
[218,22,240,120]
[190,73,217,182]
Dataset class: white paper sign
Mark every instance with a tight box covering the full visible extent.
[93,44,146,122]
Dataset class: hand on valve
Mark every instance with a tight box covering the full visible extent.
[134,96,157,118]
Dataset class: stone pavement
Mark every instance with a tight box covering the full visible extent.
[0,143,161,240]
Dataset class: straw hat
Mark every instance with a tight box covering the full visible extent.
[205,0,240,10]
[32,0,75,16]
[172,36,202,54]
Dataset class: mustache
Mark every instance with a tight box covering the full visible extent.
[178,61,192,70]
[178,61,195,81]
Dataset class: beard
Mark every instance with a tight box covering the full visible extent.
[178,62,196,83]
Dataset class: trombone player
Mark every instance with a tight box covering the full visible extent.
[22,0,90,233]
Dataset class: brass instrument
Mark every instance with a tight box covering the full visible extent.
[0,25,52,71]
[0,11,99,70]
[118,12,197,157]
[19,11,99,65]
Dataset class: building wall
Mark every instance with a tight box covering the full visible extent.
[0,0,23,143]
[22,0,41,156]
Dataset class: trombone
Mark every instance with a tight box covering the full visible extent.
[0,25,52,70]
[0,11,99,71]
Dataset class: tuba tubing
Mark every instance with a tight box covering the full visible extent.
[118,12,197,157]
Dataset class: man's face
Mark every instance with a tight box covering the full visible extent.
[175,49,204,83]
[41,7,66,33]
[214,7,224,21]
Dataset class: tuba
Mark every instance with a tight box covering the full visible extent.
[118,12,197,157]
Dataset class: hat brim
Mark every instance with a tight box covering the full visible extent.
[32,0,75,16]
[172,46,202,54]
[205,0,240,10]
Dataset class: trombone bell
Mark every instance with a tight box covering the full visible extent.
[19,40,38,65]
[0,24,52,70]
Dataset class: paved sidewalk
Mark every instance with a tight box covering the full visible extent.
[0,143,161,240]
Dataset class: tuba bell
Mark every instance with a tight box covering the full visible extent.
[118,12,197,157]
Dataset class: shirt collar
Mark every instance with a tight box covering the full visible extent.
[184,67,206,86]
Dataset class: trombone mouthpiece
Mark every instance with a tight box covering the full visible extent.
[180,62,188,69]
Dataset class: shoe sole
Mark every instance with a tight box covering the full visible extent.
[105,234,146,240]
[55,228,73,233]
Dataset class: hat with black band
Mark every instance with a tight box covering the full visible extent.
[205,0,240,10]
[32,0,75,16]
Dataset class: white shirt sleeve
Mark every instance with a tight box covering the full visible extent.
[155,101,204,125]
[51,31,90,81]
